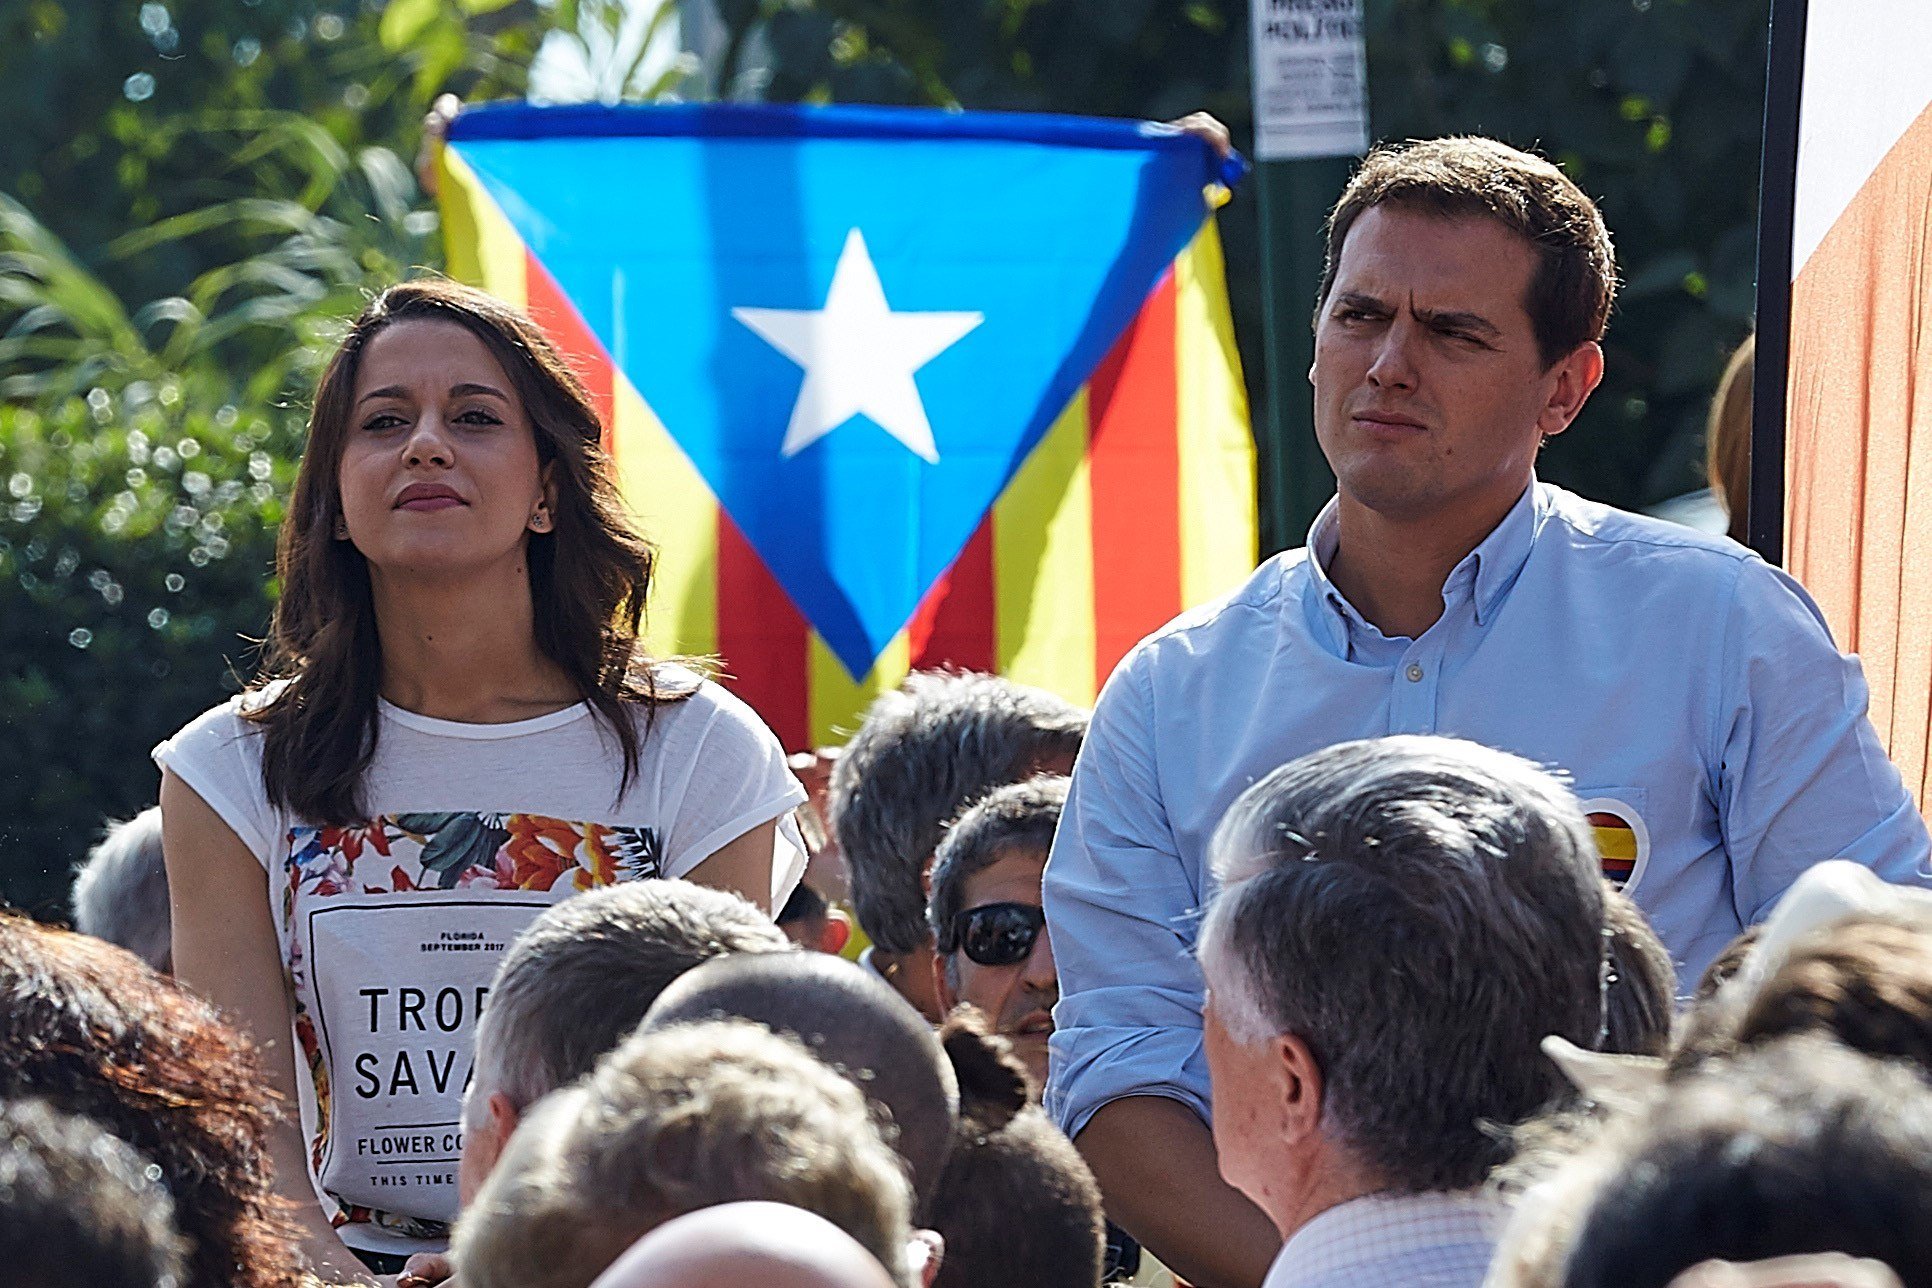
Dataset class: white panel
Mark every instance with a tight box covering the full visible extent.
[1792,0,1932,276]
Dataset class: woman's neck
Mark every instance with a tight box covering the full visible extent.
[369,561,578,723]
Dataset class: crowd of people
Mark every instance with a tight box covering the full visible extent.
[17,127,1932,1288]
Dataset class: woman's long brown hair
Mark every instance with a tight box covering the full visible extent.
[247,278,684,823]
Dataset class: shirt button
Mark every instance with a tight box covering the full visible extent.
[1406,663,1424,682]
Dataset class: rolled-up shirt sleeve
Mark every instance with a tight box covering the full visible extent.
[1044,649,1213,1139]
[1716,560,1932,925]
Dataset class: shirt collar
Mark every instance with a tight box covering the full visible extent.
[1303,481,1544,641]
[1267,1190,1509,1288]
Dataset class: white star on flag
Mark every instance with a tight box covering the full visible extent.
[732,228,982,463]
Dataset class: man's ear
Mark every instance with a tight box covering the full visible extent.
[931,953,959,1015]
[1274,1032,1325,1143]
[485,1092,521,1157]
[1537,341,1605,441]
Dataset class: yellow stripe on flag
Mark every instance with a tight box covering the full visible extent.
[1593,825,1638,862]
[1174,222,1258,606]
[436,146,527,307]
[993,391,1099,706]
[609,372,718,660]
[809,631,912,748]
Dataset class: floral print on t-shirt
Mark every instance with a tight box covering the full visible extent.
[277,811,662,1238]
[287,812,664,899]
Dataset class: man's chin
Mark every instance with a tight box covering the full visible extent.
[1004,1027,1052,1098]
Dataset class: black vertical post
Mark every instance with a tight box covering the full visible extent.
[1750,0,1809,567]
[1255,157,1351,551]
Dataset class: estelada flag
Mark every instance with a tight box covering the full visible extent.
[436,103,1256,749]
[1761,1,1932,804]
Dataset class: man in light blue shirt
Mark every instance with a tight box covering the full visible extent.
[1043,135,1932,1288]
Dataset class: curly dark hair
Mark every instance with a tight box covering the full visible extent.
[0,915,303,1288]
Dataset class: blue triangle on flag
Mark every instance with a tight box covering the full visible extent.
[450,103,1231,677]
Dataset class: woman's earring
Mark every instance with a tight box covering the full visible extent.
[333,516,349,540]
[529,508,552,533]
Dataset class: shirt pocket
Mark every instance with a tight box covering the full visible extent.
[1574,788,1652,898]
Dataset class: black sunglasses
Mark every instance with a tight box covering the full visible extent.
[952,901,1046,968]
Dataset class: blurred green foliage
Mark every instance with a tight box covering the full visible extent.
[2,0,1770,915]
[0,393,301,915]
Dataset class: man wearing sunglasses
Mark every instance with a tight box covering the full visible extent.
[833,671,1086,1023]
[927,777,1065,1093]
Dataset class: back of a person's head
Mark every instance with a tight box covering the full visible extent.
[928,1011,1103,1288]
[1734,915,1932,1071]
[1199,735,1605,1190]
[72,807,172,973]
[0,914,299,1288]
[829,670,1086,954]
[472,880,792,1109]
[1560,1037,1932,1288]
[642,952,959,1215]
[1602,884,1675,1057]
[929,1108,1104,1288]
[0,1097,187,1288]
[455,1019,913,1288]
[589,1203,898,1288]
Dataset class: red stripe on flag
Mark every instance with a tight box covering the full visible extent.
[524,251,616,455]
[1088,271,1181,685]
[716,515,811,751]
[909,518,997,674]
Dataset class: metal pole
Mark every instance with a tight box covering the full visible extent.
[1255,156,1349,551]
[1749,0,1809,567]
[1247,0,1367,552]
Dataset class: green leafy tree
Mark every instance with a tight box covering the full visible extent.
[0,1,541,307]
[0,394,301,915]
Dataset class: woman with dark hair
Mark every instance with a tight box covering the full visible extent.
[0,915,304,1288]
[156,279,806,1280]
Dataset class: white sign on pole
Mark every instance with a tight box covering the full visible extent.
[1249,0,1370,162]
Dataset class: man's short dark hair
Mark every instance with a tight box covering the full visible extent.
[830,671,1086,954]
[1199,736,1605,1192]
[928,776,1067,955]
[0,1098,188,1288]
[1562,1037,1932,1288]
[472,882,793,1109]
[1319,136,1617,367]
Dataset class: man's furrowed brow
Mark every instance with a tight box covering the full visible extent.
[1413,305,1502,338]
[1333,291,1393,315]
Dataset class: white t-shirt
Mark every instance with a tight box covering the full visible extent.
[153,669,805,1255]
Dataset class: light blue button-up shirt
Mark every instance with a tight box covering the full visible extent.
[1044,481,1931,1137]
